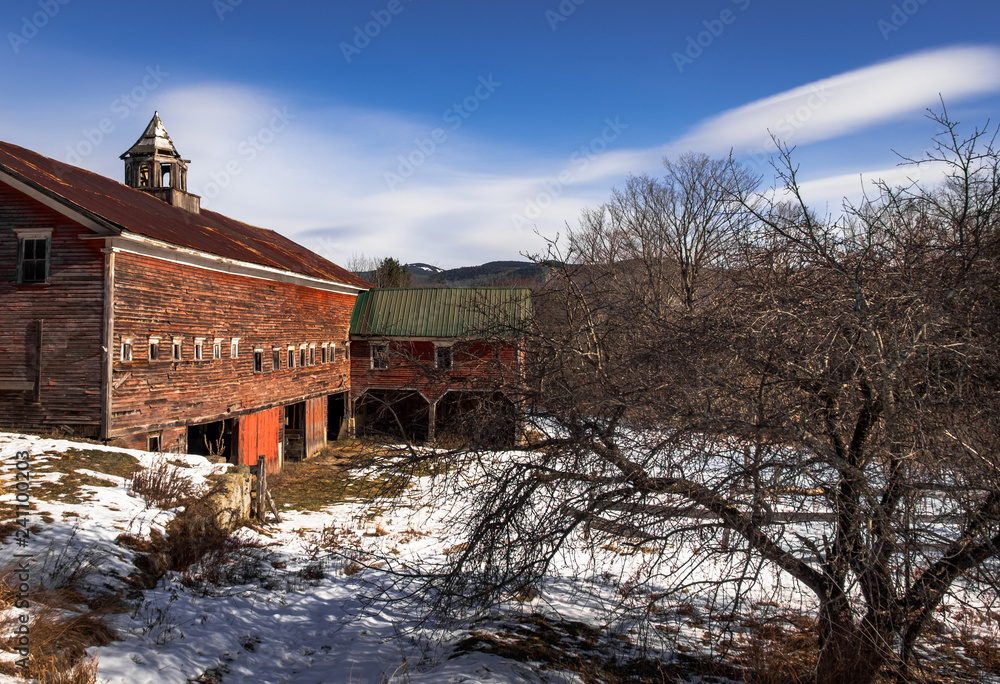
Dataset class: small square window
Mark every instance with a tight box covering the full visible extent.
[231,339,239,359]
[273,348,281,371]
[213,339,223,360]
[435,345,453,370]
[121,339,133,363]
[253,349,263,373]
[148,338,160,361]
[372,343,389,370]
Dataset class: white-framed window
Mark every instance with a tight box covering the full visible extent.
[435,344,453,371]
[148,337,161,362]
[321,343,328,364]
[329,342,336,363]
[287,346,295,368]
[253,348,264,373]
[371,342,389,370]
[120,338,133,363]
[172,337,183,362]
[147,432,162,452]
[231,338,240,359]
[213,338,223,360]
[273,347,281,371]
[299,344,307,369]
[194,338,205,361]
[309,344,316,366]
[13,228,52,285]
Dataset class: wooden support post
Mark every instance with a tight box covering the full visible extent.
[255,461,266,521]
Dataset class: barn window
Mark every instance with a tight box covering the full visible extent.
[329,342,336,363]
[194,338,205,361]
[321,343,328,364]
[372,343,389,370]
[253,349,263,373]
[172,338,183,362]
[435,345,453,370]
[231,339,240,359]
[309,345,316,366]
[299,345,307,369]
[273,347,281,371]
[148,337,161,361]
[121,338,133,363]
[213,339,223,360]
[344,343,349,362]
[147,433,161,452]
[14,229,52,284]
[287,346,295,368]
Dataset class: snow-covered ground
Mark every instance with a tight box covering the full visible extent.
[2,433,660,683]
[2,432,997,683]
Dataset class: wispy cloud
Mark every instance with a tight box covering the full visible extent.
[672,46,1000,156]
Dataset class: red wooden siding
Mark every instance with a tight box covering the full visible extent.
[349,339,520,405]
[304,396,326,458]
[0,183,106,434]
[237,407,281,474]
[110,251,354,442]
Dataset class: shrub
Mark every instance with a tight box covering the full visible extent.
[128,458,198,509]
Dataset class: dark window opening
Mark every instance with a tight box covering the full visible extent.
[147,433,161,452]
[300,348,306,368]
[372,343,389,370]
[253,350,263,373]
[436,346,453,370]
[321,346,328,364]
[172,341,182,361]
[273,348,281,371]
[288,349,295,368]
[18,236,49,284]
[309,347,316,366]
[149,340,160,361]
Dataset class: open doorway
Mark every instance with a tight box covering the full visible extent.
[187,418,236,461]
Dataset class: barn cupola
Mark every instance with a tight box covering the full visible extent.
[120,112,201,213]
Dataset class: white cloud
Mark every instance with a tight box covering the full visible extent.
[673,46,1000,156]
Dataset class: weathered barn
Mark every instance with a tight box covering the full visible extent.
[0,113,370,472]
[349,287,530,445]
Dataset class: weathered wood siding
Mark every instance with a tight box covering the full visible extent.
[304,396,326,458]
[237,407,281,474]
[110,251,354,451]
[349,339,519,405]
[0,183,105,433]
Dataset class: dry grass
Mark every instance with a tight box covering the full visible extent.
[0,560,119,684]
[267,441,407,512]
[20,448,140,505]
[127,457,198,509]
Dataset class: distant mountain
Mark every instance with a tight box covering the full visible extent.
[407,260,550,288]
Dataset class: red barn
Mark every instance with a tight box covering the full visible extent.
[349,287,530,445]
[0,113,369,472]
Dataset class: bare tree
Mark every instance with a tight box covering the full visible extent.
[570,152,756,310]
[378,112,1000,683]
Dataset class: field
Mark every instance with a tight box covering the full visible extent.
[1,432,998,683]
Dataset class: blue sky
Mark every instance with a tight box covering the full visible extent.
[2,1,999,268]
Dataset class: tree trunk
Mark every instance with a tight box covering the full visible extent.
[814,600,892,684]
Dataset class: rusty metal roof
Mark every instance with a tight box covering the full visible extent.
[0,140,371,289]
[350,287,531,338]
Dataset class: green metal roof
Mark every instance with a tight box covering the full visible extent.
[349,287,531,338]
